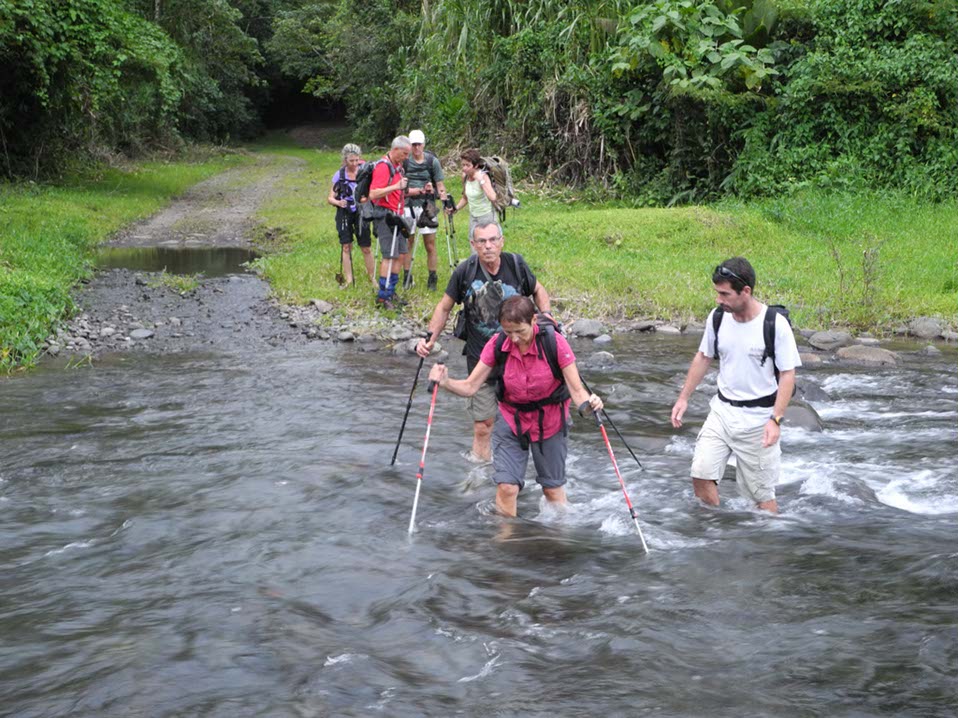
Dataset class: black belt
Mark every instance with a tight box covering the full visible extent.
[717,389,777,408]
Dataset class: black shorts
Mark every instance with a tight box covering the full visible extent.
[336,208,371,247]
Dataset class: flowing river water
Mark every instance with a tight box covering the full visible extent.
[2,296,956,716]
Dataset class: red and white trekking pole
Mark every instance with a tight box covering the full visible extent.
[408,361,443,535]
[593,411,649,553]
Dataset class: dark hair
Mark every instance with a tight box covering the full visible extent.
[498,295,536,325]
[460,148,482,166]
[712,257,755,292]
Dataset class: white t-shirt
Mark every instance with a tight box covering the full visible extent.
[698,305,802,427]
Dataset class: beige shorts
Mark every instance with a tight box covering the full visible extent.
[466,381,498,422]
[690,409,781,503]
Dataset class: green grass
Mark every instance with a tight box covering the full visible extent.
[253,136,958,332]
[147,270,202,294]
[0,150,250,371]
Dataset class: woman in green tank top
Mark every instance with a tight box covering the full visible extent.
[450,148,498,240]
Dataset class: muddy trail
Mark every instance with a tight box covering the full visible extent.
[48,155,312,358]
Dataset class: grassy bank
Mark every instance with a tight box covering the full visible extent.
[0,150,249,372]
[254,134,957,332]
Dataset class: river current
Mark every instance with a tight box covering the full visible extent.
[2,332,956,716]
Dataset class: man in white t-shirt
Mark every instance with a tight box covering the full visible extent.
[670,257,801,513]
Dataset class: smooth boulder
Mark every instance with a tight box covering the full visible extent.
[807,330,853,351]
[785,398,824,432]
[908,317,942,340]
[572,319,605,338]
[836,344,899,367]
[796,379,831,403]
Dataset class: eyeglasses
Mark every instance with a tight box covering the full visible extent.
[471,236,502,245]
[715,265,746,284]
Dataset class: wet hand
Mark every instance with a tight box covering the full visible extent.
[428,363,447,385]
[415,338,432,358]
[763,419,781,448]
[588,393,603,413]
[670,398,687,428]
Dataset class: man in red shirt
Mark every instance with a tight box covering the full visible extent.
[368,136,411,309]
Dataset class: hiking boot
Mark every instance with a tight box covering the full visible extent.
[392,295,409,307]
[375,296,396,311]
[427,271,438,291]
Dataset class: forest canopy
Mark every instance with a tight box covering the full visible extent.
[2,0,956,201]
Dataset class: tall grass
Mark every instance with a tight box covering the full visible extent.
[0,152,248,371]
[255,139,957,332]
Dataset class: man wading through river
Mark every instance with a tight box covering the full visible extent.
[416,222,551,463]
[370,136,411,309]
[670,257,801,513]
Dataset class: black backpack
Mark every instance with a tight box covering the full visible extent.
[712,304,793,388]
[492,313,569,450]
[333,167,353,202]
[353,157,399,218]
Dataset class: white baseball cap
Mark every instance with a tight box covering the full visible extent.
[409,129,426,145]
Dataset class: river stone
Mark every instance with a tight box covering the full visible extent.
[836,345,899,367]
[47,344,60,356]
[587,351,616,369]
[388,326,413,341]
[856,337,880,346]
[785,399,824,432]
[358,341,380,352]
[355,333,377,344]
[309,299,334,314]
[808,330,853,351]
[100,327,116,337]
[630,320,657,332]
[657,324,681,335]
[919,344,942,357]
[942,330,958,342]
[130,329,155,340]
[799,352,823,366]
[909,317,943,340]
[169,317,182,326]
[797,328,816,339]
[572,319,605,337]
[336,331,355,342]
[593,334,612,345]
[795,379,831,403]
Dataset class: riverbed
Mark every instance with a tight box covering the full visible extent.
[2,330,955,716]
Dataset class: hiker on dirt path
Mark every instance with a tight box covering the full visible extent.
[448,148,497,242]
[670,257,801,514]
[416,221,550,464]
[327,143,375,286]
[369,136,411,310]
[402,129,447,292]
[428,295,602,517]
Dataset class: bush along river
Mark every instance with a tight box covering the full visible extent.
[1,306,956,715]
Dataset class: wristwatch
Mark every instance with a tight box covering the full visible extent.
[772,415,784,426]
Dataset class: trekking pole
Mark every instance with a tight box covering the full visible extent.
[408,360,443,535]
[581,378,644,471]
[444,211,455,269]
[592,409,649,553]
[405,216,419,290]
[390,331,432,465]
[384,223,399,290]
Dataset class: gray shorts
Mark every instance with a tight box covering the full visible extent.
[374,217,408,259]
[492,417,568,490]
[466,381,498,422]
[690,409,781,503]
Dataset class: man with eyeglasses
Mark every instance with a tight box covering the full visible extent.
[670,257,801,513]
[416,221,551,463]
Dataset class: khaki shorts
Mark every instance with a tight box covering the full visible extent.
[690,409,781,503]
[466,381,498,422]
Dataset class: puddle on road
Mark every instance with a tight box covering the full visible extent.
[96,247,259,276]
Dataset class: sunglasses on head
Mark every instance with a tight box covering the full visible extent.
[715,265,746,284]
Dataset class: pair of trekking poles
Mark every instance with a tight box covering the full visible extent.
[390,344,649,552]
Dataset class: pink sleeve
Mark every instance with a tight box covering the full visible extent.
[555,333,576,369]
[479,333,501,367]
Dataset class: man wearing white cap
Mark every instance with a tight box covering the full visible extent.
[402,129,448,291]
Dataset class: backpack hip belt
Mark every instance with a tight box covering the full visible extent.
[500,385,571,451]
[717,389,777,408]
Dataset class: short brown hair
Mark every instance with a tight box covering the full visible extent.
[498,295,536,325]
[460,148,482,166]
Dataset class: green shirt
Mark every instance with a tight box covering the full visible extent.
[465,175,494,218]
[405,153,444,207]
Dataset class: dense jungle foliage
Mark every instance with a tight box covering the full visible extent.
[2,0,956,201]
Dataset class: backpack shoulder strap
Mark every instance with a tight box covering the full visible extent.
[493,331,509,400]
[537,324,563,382]
[711,307,725,358]
[761,306,779,367]
[508,253,534,297]
[425,151,438,186]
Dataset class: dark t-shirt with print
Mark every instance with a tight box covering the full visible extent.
[445,253,537,373]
